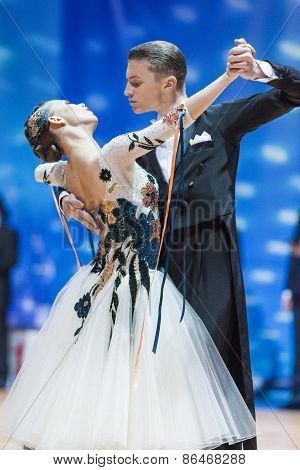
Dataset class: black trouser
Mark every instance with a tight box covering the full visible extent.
[160,218,255,450]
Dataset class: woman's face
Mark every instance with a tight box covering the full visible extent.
[48,100,98,128]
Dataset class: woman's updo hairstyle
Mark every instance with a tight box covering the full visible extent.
[24,101,64,162]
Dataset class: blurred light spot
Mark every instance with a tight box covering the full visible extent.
[124,26,145,38]
[21,297,35,313]
[236,182,256,198]
[250,269,276,284]
[277,209,298,225]
[172,6,198,22]
[28,35,61,56]
[245,294,261,306]
[290,174,300,191]
[236,216,248,231]
[32,260,56,282]
[226,0,252,11]
[261,144,288,164]
[260,329,281,340]
[85,39,106,53]
[31,234,45,254]
[34,304,51,328]
[186,65,201,84]
[0,165,14,179]
[275,310,294,324]
[266,240,291,255]
[0,46,12,63]
[278,40,300,61]
[86,93,109,112]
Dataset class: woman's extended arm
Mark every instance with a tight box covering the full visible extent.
[102,72,237,165]
[34,161,68,188]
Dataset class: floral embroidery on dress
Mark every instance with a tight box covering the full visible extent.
[100,200,117,224]
[127,133,165,152]
[140,174,159,210]
[73,189,161,339]
[150,220,161,240]
[74,293,92,337]
[99,168,112,182]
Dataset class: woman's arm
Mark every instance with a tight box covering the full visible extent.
[34,161,68,188]
[102,72,237,166]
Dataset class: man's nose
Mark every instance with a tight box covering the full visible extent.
[124,84,133,97]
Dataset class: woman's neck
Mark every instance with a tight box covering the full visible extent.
[63,133,101,168]
[63,134,106,211]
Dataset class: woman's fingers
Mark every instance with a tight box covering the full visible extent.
[228,52,253,63]
[73,208,100,234]
[227,61,250,69]
[233,38,256,56]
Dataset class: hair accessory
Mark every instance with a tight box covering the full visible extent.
[26,108,49,145]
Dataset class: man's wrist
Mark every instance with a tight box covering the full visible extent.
[252,59,278,82]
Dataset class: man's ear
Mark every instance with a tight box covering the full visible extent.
[48,116,67,129]
[163,76,177,93]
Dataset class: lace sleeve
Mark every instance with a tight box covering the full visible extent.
[34,161,68,189]
[101,101,194,166]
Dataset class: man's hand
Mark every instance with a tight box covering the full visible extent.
[227,38,261,80]
[61,193,100,235]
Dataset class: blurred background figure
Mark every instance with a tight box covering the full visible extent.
[0,197,18,389]
[281,212,300,409]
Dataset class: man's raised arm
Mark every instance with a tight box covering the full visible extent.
[221,42,300,143]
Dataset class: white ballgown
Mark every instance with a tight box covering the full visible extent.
[0,103,257,449]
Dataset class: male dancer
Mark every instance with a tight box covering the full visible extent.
[57,39,300,449]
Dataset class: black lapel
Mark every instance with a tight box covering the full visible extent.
[175,118,201,172]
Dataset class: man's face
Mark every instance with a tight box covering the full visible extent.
[124,60,164,114]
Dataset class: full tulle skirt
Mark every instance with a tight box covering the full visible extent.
[0,264,257,449]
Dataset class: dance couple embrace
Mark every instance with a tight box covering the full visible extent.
[0,39,299,450]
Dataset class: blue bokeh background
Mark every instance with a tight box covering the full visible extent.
[0,0,299,392]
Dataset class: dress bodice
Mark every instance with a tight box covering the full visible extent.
[90,157,161,272]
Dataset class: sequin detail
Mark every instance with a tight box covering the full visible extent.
[27,110,48,145]
[162,103,185,128]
